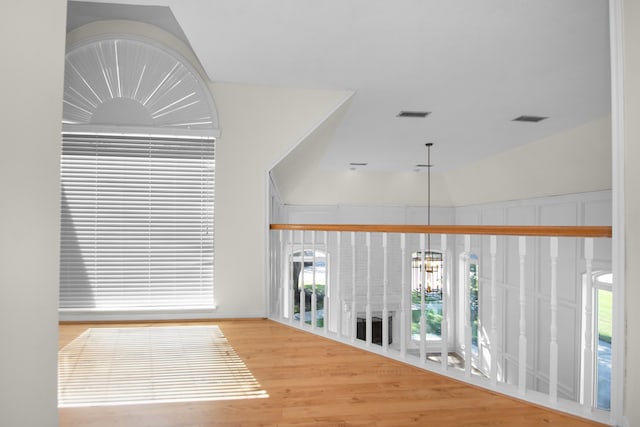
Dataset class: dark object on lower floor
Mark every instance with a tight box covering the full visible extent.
[356,315,392,345]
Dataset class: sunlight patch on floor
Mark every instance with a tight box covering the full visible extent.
[58,325,268,407]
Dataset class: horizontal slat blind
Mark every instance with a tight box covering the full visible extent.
[59,133,215,311]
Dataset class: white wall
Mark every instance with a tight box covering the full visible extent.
[274,169,454,207]
[211,83,352,317]
[282,191,610,226]
[444,116,611,206]
[623,1,640,425]
[0,1,66,426]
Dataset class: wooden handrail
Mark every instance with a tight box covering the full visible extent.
[270,224,612,238]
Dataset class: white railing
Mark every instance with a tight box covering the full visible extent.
[268,224,613,425]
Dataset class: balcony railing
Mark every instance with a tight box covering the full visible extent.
[269,224,614,425]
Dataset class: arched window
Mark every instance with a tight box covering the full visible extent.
[59,37,219,317]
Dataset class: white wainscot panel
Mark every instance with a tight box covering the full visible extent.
[539,203,578,226]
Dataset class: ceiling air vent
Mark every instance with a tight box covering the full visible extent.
[349,162,368,171]
[512,115,548,123]
[397,111,430,118]
[413,163,433,172]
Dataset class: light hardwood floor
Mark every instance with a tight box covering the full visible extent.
[59,319,606,427]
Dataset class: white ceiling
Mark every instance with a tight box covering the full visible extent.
[67,0,611,172]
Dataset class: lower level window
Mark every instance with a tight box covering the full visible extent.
[411,251,443,341]
[469,255,479,354]
[594,273,612,411]
[290,249,327,327]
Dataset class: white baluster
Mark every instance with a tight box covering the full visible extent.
[464,235,472,378]
[278,229,284,320]
[419,234,426,363]
[366,232,372,347]
[382,233,389,351]
[583,238,594,412]
[441,234,448,371]
[289,229,294,324]
[518,236,527,394]
[311,231,317,330]
[299,230,305,327]
[490,235,498,385]
[351,232,357,343]
[400,233,407,358]
[549,237,559,403]
[336,231,342,338]
[322,231,328,334]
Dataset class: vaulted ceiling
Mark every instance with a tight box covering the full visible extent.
[67,0,611,175]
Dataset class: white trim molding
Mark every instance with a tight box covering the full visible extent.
[609,0,626,425]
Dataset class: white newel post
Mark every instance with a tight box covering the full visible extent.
[382,233,389,352]
[490,235,498,385]
[400,233,407,358]
[441,234,448,371]
[464,235,472,378]
[518,236,527,394]
[582,238,594,412]
[549,237,559,403]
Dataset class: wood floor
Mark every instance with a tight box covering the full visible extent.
[59,319,606,427]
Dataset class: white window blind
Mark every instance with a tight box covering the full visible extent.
[59,132,215,312]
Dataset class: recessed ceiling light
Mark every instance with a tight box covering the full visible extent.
[512,115,548,123]
[397,111,430,118]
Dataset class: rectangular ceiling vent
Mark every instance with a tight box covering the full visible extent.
[512,115,548,123]
[349,162,368,170]
[397,111,430,118]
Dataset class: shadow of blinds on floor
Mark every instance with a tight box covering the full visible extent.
[58,325,268,407]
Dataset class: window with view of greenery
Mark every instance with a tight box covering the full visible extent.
[411,251,443,341]
[469,255,479,353]
[291,249,327,327]
[594,273,612,411]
